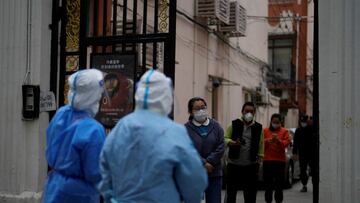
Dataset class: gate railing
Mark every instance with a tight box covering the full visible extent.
[51,0,176,107]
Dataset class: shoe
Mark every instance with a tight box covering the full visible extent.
[300,186,307,192]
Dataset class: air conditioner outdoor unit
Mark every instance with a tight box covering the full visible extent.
[197,0,230,25]
[253,83,268,105]
[253,92,267,105]
[219,1,246,37]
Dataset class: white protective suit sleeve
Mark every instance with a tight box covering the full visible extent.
[98,149,114,202]
[173,126,208,203]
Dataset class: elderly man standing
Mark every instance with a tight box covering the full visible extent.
[98,69,208,203]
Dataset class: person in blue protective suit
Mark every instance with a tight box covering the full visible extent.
[42,69,107,203]
[98,69,208,203]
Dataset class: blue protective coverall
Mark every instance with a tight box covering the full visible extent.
[98,110,208,203]
[43,105,106,203]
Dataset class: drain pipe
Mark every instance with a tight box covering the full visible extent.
[313,0,319,202]
[24,0,33,85]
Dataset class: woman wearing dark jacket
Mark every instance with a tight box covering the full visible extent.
[185,97,225,203]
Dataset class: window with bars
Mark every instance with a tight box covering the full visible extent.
[268,38,294,81]
[113,19,164,70]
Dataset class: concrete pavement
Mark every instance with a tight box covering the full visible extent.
[201,182,313,203]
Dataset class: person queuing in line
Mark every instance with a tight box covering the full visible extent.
[263,114,290,203]
[42,69,107,203]
[98,69,208,203]
[293,115,315,192]
[224,102,264,203]
[185,97,225,203]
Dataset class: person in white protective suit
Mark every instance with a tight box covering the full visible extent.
[98,69,208,203]
[42,69,106,203]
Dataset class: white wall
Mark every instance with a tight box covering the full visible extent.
[319,0,360,202]
[237,0,269,62]
[174,0,277,129]
[284,108,299,128]
[0,0,51,202]
[257,94,280,128]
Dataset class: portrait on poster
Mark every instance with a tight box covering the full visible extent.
[91,54,136,128]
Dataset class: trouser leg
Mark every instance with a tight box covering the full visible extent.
[205,176,222,203]
[299,157,309,186]
[225,164,239,203]
[243,164,259,203]
[274,162,285,203]
[263,161,274,203]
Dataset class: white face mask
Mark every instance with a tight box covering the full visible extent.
[271,123,280,129]
[301,122,307,128]
[193,109,208,123]
[243,112,254,122]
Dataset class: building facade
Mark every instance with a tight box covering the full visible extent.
[267,0,313,127]
[0,0,279,202]
[319,0,360,202]
[0,0,50,202]
[175,0,279,127]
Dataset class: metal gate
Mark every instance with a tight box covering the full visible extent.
[50,0,176,121]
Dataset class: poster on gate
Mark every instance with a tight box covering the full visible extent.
[91,53,136,128]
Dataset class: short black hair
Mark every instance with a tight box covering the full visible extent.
[300,115,308,122]
[241,101,256,112]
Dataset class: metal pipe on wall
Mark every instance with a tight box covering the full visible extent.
[24,0,33,85]
[313,0,319,202]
